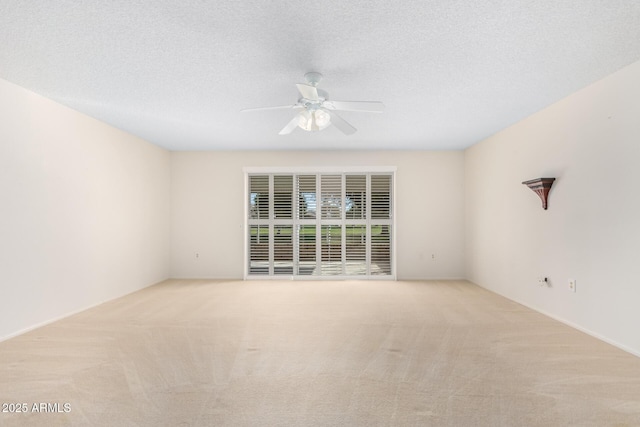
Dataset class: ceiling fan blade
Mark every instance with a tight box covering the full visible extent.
[323,100,385,113]
[241,104,300,113]
[296,83,319,101]
[278,113,301,135]
[325,109,356,135]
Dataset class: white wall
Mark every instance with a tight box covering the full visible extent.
[0,78,171,341]
[465,60,640,356]
[170,151,465,280]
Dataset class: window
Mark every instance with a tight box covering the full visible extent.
[246,168,395,279]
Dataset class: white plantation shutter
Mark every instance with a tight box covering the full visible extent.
[345,175,366,220]
[248,175,270,275]
[319,175,343,274]
[345,225,366,275]
[320,225,342,275]
[273,175,293,219]
[345,175,367,275]
[320,175,342,219]
[272,176,293,275]
[297,175,316,220]
[370,175,392,275]
[249,175,269,220]
[248,225,269,275]
[246,170,393,278]
[274,225,293,275]
[371,175,391,219]
[297,175,317,275]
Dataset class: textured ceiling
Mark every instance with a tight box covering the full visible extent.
[2,1,640,151]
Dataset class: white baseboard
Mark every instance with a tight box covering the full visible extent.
[469,281,640,359]
[0,279,167,343]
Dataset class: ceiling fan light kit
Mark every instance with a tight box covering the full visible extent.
[241,72,384,135]
[299,108,331,132]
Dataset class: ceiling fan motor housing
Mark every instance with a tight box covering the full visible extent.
[304,71,323,86]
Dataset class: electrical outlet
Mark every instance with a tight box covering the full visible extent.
[537,277,548,286]
[568,279,576,292]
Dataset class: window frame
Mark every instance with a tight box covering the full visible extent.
[243,166,396,280]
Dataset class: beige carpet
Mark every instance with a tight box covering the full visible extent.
[1,279,640,426]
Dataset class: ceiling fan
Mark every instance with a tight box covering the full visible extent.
[241,72,384,135]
